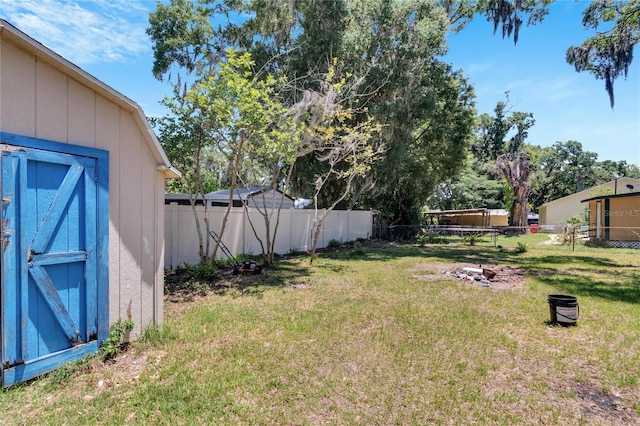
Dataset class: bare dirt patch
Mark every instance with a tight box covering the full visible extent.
[412,261,528,290]
[545,377,640,425]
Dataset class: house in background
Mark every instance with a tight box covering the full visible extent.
[166,187,296,209]
[424,208,509,227]
[538,177,640,226]
[1,20,179,386]
[206,187,295,208]
[165,193,206,206]
[582,192,640,248]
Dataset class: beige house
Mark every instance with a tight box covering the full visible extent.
[538,177,640,226]
[1,20,178,385]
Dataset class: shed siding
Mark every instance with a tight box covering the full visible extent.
[36,60,67,141]
[587,196,640,241]
[118,108,143,326]
[140,144,159,327]
[608,196,640,229]
[539,179,638,226]
[1,34,166,333]
[2,41,36,135]
[155,176,165,325]
[68,78,96,145]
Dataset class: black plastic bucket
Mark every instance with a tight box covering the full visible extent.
[548,294,579,326]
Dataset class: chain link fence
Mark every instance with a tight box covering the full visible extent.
[373,222,640,251]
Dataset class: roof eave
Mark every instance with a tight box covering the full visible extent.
[0,19,179,178]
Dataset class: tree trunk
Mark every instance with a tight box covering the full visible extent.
[496,151,531,228]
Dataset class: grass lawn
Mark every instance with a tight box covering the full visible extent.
[1,234,639,425]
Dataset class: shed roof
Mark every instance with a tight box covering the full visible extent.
[0,19,180,179]
[581,192,640,203]
[424,208,508,216]
[540,177,639,208]
[205,187,293,202]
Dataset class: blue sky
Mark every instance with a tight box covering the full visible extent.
[1,0,638,164]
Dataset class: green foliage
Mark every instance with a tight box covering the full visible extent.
[501,178,516,213]
[566,0,640,107]
[567,214,584,226]
[147,0,639,229]
[350,241,365,256]
[415,230,448,245]
[415,232,430,246]
[428,160,504,211]
[44,356,94,387]
[328,239,341,248]
[471,97,534,162]
[100,319,134,360]
[462,232,483,246]
[147,0,475,226]
[529,141,598,210]
[183,262,218,281]
[4,240,640,424]
[515,241,529,253]
[139,324,177,349]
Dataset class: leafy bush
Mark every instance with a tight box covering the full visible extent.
[515,242,528,253]
[415,232,430,246]
[184,262,218,281]
[351,241,365,256]
[462,232,483,246]
[100,318,134,360]
[328,239,341,248]
[415,231,447,245]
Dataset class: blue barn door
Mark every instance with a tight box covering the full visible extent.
[1,142,107,387]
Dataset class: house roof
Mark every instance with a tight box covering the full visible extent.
[205,187,294,202]
[0,19,180,179]
[540,177,640,209]
[424,208,508,216]
[581,191,640,203]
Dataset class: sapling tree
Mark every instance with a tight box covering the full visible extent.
[184,50,300,263]
[290,64,385,263]
[153,95,219,265]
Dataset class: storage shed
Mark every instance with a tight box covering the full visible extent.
[581,192,640,248]
[0,20,179,386]
[423,208,509,227]
[538,178,640,226]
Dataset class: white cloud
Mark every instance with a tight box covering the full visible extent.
[1,0,151,65]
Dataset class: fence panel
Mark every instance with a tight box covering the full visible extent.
[165,205,373,269]
[586,226,640,249]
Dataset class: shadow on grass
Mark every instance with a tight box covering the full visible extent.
[533,273,640,304]
[164,259,314,300]
[313,241,640,304]
[167,242,639,304]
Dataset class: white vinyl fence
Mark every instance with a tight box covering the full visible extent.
[165,204,373,269]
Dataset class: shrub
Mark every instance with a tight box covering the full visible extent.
[415,231,447,245]
[462,232,483,246]
[515,242,528,253]
[184,262,218,281]
[351,241,365,256]
[328,239,341,248]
